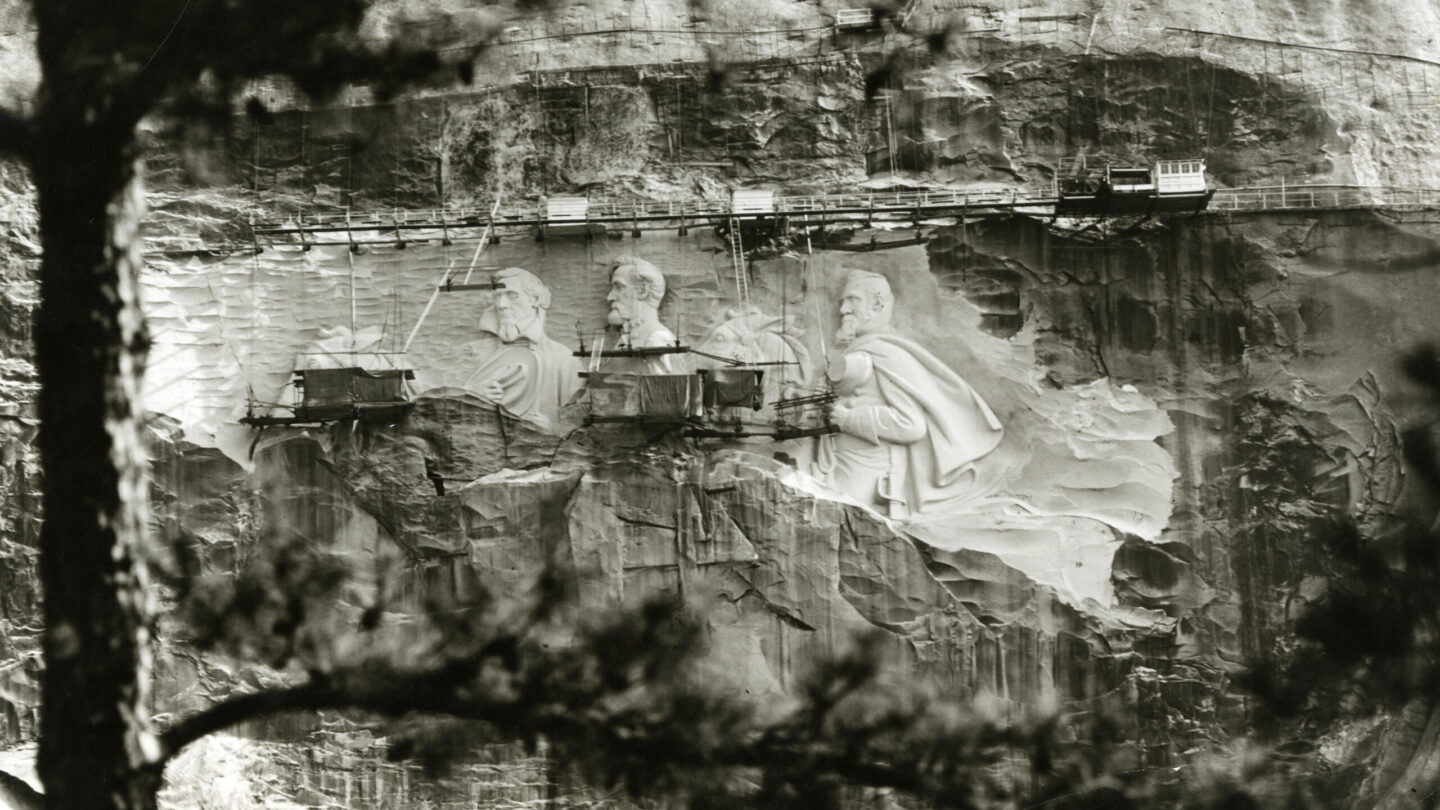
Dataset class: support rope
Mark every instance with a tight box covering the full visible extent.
[402,197,502,353]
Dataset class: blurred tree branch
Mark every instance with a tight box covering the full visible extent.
[152,533,1053,809]
[21,3,548,809]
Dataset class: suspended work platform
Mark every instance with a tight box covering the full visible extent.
[249,186,1060,245]
[581,368,835,440]
[239,183,1440,248]
[1053,157,1211,215]
[241,353,415,427]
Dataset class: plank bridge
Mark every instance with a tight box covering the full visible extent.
[242,183,1440,246]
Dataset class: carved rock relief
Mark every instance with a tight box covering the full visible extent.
[140,231,1175,609]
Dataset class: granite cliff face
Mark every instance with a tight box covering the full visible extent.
[4,0,1440,807]
[111,209,1435,807]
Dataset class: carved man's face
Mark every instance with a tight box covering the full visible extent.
[606,265,639,327]
[836,280,886,344]
[493,278,540,343]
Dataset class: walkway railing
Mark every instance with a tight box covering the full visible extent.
[1209,184,1440,211]
[246,183,1440,239]
[250,186,1058,237]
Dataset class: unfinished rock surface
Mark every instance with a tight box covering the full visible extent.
[89,205,1432,806]
[5,0,1440,805]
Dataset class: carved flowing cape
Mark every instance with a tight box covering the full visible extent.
[467,310,582,429]
[847,331,1005,512]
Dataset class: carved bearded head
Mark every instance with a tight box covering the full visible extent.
[492,267,550,343]
[836,271,894,345]
[607,258,666,328]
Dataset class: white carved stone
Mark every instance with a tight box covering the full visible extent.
[691,306,811,417]
[461,267,582,430]
[602,258,677,374]
[812,271,1004,519]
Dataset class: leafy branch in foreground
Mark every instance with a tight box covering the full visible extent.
[174,519,1391,810]
[1240,345,1440,730]
[167,536,1081,810]
[1207,345,1440,809]
[23,4,560,808]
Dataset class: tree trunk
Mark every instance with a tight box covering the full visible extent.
[32,113,157,810]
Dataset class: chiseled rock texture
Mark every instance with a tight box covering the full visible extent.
[0,162,39,752]
[110,207,1440,808]
[4,0,1440,805]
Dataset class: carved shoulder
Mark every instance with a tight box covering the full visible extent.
[827,351,874,395]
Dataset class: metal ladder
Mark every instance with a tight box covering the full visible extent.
[727,218,749,309]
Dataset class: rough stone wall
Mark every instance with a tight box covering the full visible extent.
[135,17,1440,210]
[0,159,39,749]
[112,206,1437,806]
[4,0,1440,805]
